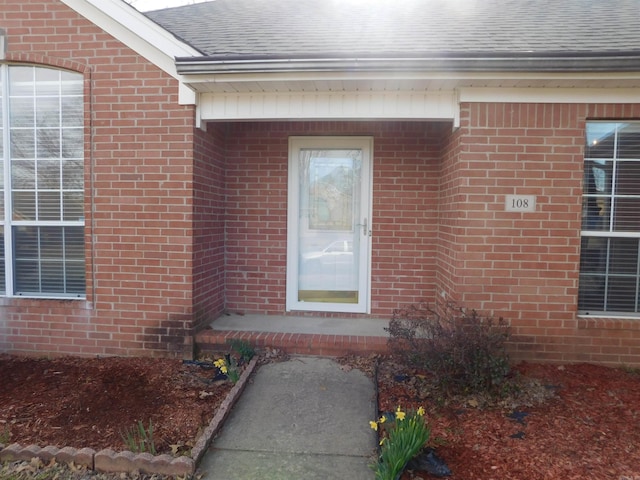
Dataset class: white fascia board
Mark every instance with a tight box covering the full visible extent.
[180,70,506,87]
[61,0,201,104]
[198,90,459,126]
[460,87,640,104]
[177,69,640,86]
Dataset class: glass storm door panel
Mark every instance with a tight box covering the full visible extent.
[287,137,372,313]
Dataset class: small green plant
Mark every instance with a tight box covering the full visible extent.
[620,364,640,376]
[227,338,256,362]
[0,426,10,444]
[386,301,512,397]
[121,420,156,455]
[370,406,431,480]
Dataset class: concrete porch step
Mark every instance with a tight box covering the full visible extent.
[194,313,390,357]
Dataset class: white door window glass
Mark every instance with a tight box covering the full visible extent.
[287,137,372,313]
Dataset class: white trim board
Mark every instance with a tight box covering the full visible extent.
[197,87,640,124]
[459,87,640,104]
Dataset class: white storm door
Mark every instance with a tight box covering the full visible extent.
[286,136,372,313]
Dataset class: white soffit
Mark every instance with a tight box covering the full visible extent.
[61,0,200,104]
[188,72,640,113]
[198,90,460,125]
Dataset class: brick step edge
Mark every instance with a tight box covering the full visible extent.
[196,329,389,356]
[0,355,260,477]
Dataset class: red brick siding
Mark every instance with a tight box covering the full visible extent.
[371,122,447,311]
[192,123,226,328]
[435,125,465,306]
[439,102,640,365]
[223,121,446,317]
[1,0,197,357]
[223,122,289,314]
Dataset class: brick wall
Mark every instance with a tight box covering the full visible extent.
[439,102,640,365]
[371,122,447,311]
[223,122,289,314]
[192,123,226,328]
[0,0,199,357]
[436,125,465,306]
[223,121,447,317]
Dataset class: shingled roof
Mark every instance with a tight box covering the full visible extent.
[146,0,640,61]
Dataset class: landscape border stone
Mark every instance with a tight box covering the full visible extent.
[0,354,260,476]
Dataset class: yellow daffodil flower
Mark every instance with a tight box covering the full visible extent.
[379,438,385,446]
[395,407,406,421]
[379,415,386,424]
[369,421,378,431]
[221,366,228,374]
[417,406,426,416]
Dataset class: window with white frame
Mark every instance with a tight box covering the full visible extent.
[0,65,85,297]
[579,122,640,314]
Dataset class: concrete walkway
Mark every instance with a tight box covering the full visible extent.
[198,356,377,479]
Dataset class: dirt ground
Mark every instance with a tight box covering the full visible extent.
[1,354,640,479]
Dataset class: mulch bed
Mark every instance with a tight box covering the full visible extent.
[0,355,235,457]
[2,354,640,479]
[376,359,640,479]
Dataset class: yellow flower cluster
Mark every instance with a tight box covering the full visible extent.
[369,415,386,431]
[370,406,427,448]
[214,358,228,374]
[369,406,425,431]
[370,405,431,478]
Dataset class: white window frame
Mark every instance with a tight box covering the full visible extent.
[579,121,640,316]
[0,64,86,299]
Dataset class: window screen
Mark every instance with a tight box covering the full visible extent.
[1,65,85,297]
[0,70,4,295]
[579,122,640,314]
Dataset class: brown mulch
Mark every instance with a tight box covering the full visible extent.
[0,355,235,457]
[376,359,640,480]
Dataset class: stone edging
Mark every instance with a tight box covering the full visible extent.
[0,355,260,476]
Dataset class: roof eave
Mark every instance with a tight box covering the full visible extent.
[175,55,640,75]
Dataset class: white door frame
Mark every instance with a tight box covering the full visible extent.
[286,136,373,313]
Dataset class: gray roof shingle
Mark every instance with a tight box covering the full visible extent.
[145,0,640,59]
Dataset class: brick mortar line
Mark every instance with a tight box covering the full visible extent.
[0,355,260,476]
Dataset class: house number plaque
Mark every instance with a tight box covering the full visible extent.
[505,195,536,212]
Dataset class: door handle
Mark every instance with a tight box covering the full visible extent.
[356,218,368,236]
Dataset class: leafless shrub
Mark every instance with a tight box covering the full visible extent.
[386,301,511,397]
